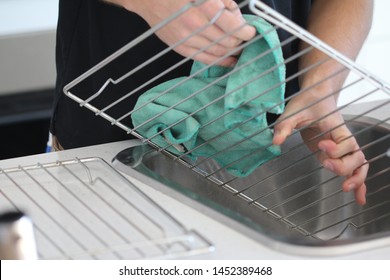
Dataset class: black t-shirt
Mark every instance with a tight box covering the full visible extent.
[52,0,312,149]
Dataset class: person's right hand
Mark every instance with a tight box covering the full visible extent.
[272,88,369,205]
[125,0,256,67]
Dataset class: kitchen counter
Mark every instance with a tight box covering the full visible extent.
[0,100,389,259]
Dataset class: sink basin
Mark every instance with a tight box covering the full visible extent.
[113,115,390,256]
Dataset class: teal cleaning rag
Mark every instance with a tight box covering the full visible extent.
[131,15,285,177]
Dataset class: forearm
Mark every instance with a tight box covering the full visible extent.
[299,0,373,95]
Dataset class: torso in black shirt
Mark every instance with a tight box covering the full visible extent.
[52,0,311,149]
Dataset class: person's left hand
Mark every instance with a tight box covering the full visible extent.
[272,89,368,205]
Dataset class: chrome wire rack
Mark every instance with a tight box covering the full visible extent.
[0,158,213,259]
[63,0,390,245]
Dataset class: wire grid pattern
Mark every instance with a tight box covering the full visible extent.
[0,158,213,259]
[63,0,390,241]
[197,116,390,240]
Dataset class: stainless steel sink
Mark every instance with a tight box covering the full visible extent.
[113,115,390,256]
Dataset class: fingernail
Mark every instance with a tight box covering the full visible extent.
[228,0,238,10]
[346,183,356,192]
[227,59,237,68]
[323,161,334,172]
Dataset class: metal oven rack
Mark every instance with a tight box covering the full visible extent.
[0,158,213,259]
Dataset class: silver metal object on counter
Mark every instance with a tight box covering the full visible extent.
[0,211,37,260]
[61,0,389,255]
[0,158,213,259]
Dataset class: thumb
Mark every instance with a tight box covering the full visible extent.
[272,113,298,146]
[328,119,352,144]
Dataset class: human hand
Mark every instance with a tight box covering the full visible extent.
[272,89,368,205]
[126,0,256,67]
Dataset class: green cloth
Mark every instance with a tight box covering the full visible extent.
[131,15,285,177]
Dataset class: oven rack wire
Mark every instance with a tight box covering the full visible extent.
[0,158,213,259]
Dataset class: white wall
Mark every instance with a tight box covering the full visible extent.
[338,0,390,105]
[0,0,58,95]
[356,0,390,81]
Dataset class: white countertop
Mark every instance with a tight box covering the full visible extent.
[1,134,389,260]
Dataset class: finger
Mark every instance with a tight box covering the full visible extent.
[177,44,237,66]
[182,33,238,57]
[215,10,256,42]
[195,51,237,66]
[355,184,367,205]
[354,183,367,205]
[219,0,256,41]
[318,125,359,158]
[272,114,299,146]
[180,9,244,50]
[200,0,256,42]
[318,138,359,159]
[342,162,369,193]
[184,16,244,48]
[322,149,366,176]
[202,24,245,48]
